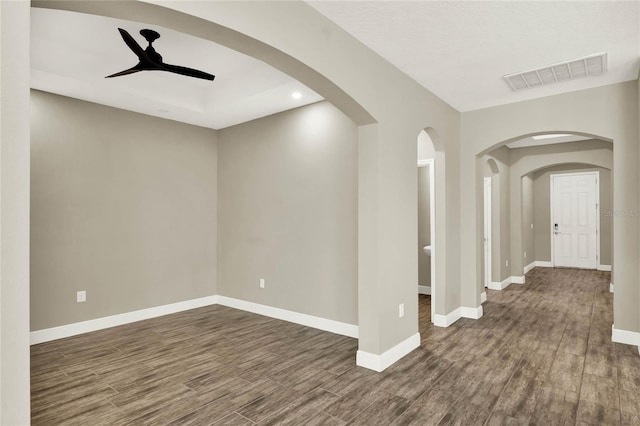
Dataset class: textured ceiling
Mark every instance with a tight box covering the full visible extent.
[308,1,640,112]
[31,8,323,130]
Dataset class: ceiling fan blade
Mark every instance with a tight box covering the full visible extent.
[105,66,143,78]
[162,63,215,81]
[117,28,146,60]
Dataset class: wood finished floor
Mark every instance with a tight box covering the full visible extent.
[31,268,640,425]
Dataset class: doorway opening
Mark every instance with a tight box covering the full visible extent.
[417,130,436,323]
[483,177,492,288]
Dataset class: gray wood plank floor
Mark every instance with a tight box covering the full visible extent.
[31,268,640,425]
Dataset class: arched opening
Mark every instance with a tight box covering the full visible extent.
[417,128,446,326]
[524,162,612,273]
[481,158,500,298]
[476,132,613,300]
[30,0,384,370]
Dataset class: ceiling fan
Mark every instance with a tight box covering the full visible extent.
[106,28,215,81]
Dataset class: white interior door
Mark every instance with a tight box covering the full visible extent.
[552,172,598,269]
[483,177,492,287]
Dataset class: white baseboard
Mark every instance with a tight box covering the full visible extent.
[433,307,462,327]
[610,283,614,293]
[461,305,483,320]
[612,325,640,346]
[356,332,420,372]
[31,294,360,345]
[30,295,219,345]
[524,261,536,274]
[481,292,487,303]
[488,277,511,291]
[535,261,553,268]
[598,264,612,272]
[216,296,358,338]
[511,275,525,284]
[418,285,431,295]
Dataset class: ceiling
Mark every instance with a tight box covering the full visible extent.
[308,1,640,112]
[31,8,323,130]
[32,3,639,129]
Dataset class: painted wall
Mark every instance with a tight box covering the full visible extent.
[533,165,612,265]
[418,166,431,287]
[461,81,638,333]
[217,101,358,325]
[30,91,218,330]
[0,1,31,422]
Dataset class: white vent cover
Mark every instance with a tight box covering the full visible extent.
[504,52,607,91]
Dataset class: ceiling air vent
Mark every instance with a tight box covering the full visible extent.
[504,52,607,91]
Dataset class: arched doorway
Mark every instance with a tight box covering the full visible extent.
[476,133,613,295]
[417,128,449,326]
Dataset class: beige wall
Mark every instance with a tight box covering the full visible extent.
[461,81,638,333]
[217,101,358,325]
[30,91,218,330]
[0,1,31,422]
[533,166,612,265]
[418,166,431,287]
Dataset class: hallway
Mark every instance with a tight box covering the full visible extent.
[415,267,635,424]
[31,268,639,425]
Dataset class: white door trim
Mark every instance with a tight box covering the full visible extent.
[549,171,600,269]
[418,158,435,323]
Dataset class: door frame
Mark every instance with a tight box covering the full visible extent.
[483,177,492,287]
[418,158,435,322]
[549,171,600,269]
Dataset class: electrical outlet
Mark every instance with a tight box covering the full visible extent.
[506,259,509,268]
[524,251,527,259]
[399,303,404,318]
[259,278,265,289]
[77,290,86,303]
[531,223,534,229]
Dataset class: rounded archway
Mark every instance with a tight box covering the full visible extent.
[475,132,613,301]
[416,127,449,326]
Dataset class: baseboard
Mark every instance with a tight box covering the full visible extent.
[481,292,487,303]
[511,275,525,284]
[535,261,553,268]
[524,261,536,274]
[612,325,640,346]
[31,293,360,345]
[488,277,511,291]
[598,264,612,272]
[418,285,431,295]
[30,295,219,345]
[216,296,358,338]
[610,283,614,293]
[356,332,420,372]
[461,305,483,320]
[433,307,462,327]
